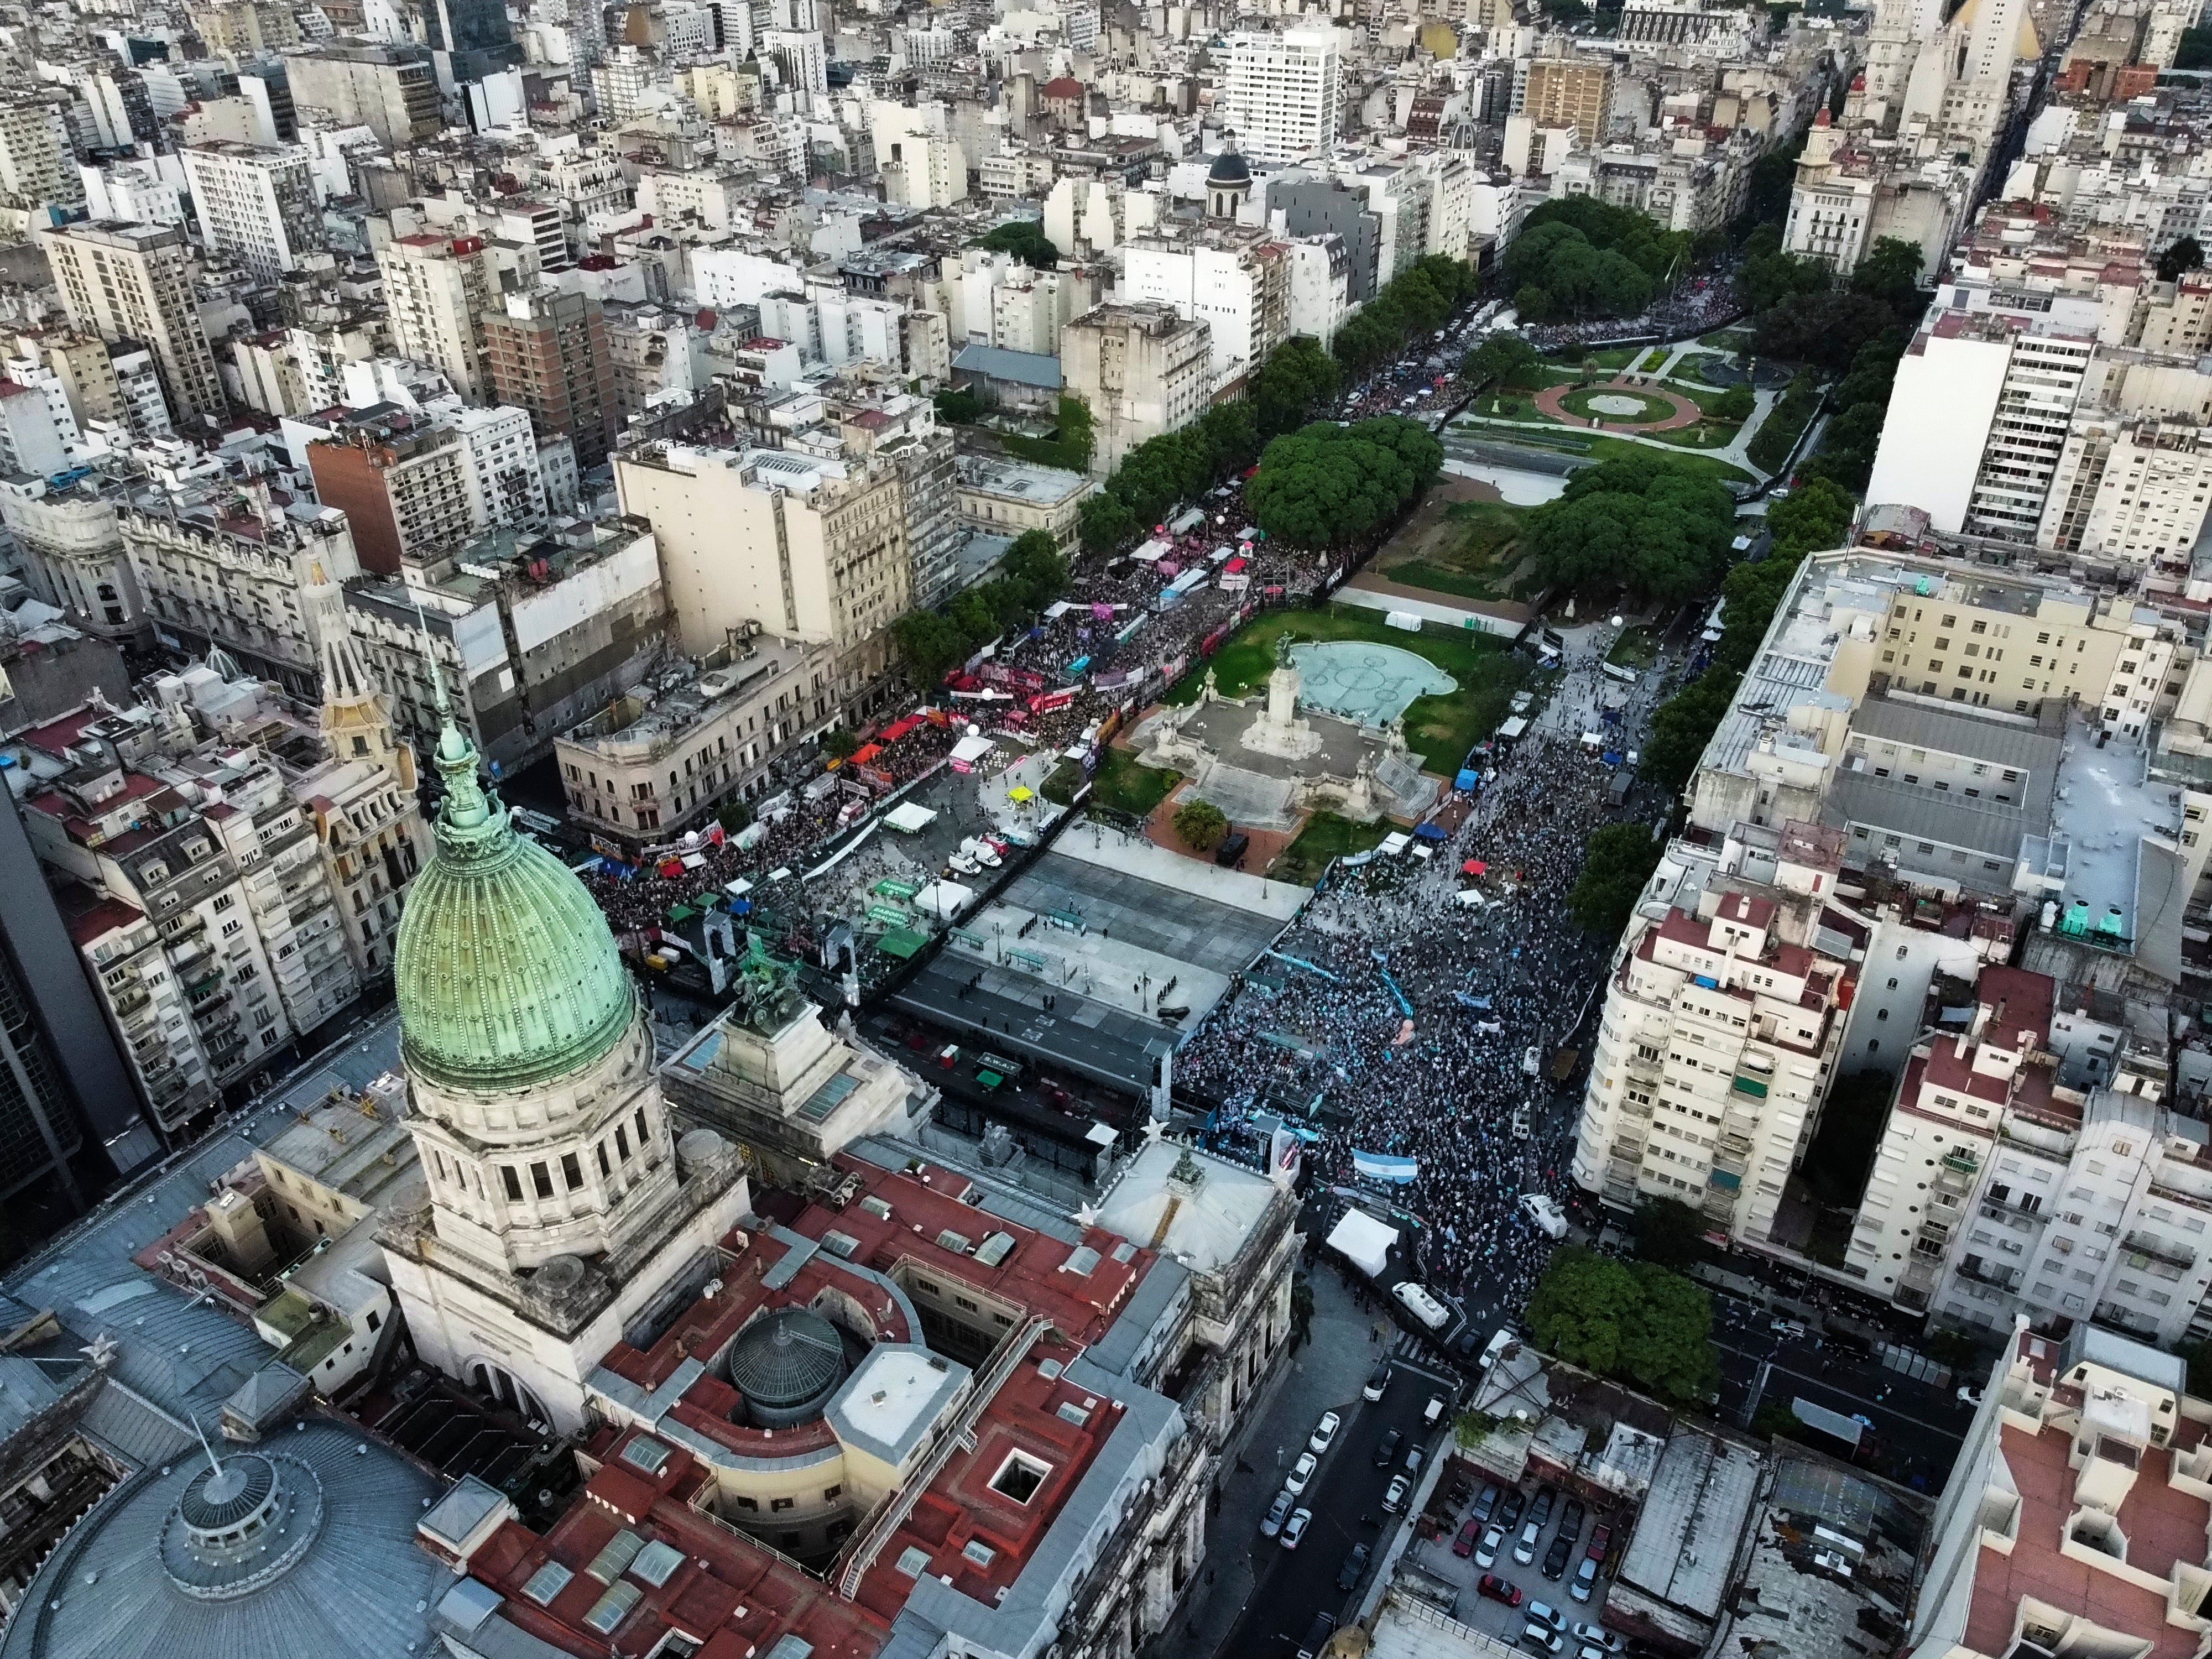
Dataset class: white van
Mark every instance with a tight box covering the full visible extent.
[1479,1327,1517,1370]
[1393,1280,1451,1331]
[1520,1193,1569,1239]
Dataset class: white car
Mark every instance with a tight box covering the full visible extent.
[1309,1411,1340,1454]
[1261,1489,1293,1537]
[1475,1526,1505,1569]
[1286,1452,1318,1496]
[946,853,980,877]
[1571,1626,1622,1652]
[1282,1507,1313,1550]
[961,839,1003,868]
[1382,1474,1411,1514]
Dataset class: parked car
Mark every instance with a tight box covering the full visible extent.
[1957,1383,1985,1406]
[1572,1558,1601,1603]
[1405,1444,1425,1477]
[1261,1489,1293,1538]
[1454,1519,1484,1557]
[1310,1412,1340,1454]
[1524,1625,1565,1653]
[1572,1625,1623,1651]
[1337,1543,1371,1592]
[1476,1527,1505,1569]
[1282,1508,1313,1550]
[1543,1535,1573,1580]
[1497,1489,1527,1532]
[1558,1499,1585,1543]
[1374,1428,1403,1467]
[1364,1363,1392,1402]
[1515,1520,1542,1565]
[1473,1484,1502,1526]
[1528,1602,1567,1632]
[1479,1574,1524,1608]
[1383,1474,1411,1514]
[1529,1486,1557,1529]
[1585,1524,1613,1562]
[1297,1613,1336,1659]
[1286,1452,1318,1496]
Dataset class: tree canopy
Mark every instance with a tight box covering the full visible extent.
[973,218,1058,269]
[1502,197,1691,325]
[891,528,1068,687]
[1246,415,1442,548]
[1567,821,1664,935]
[1173,797,1229,849]
[1462,332,1540,391]
[1520,452,1738,604]
[1331,255,1483,378]
[1525,1247,1720,1402]
[2161,236,2206,283]
[1253,335,1345,437]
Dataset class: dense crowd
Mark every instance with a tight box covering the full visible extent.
[1180,718,1618,1316]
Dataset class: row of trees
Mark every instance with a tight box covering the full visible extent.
[1567,821,1666,938]
[1076,334,1353,558]
[1331,254,1485,379]
[1744,368,1819,474]
[889,529,1070,688]
[1504,197,1698,325]
[1794,328,1908,493]
[1245,415,1444,549]
[1640,477,1857,790]
[1520,452,1741,607]
[1524,1246,1721,1404]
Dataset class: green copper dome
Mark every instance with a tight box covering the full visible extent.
[394,707,635,1094]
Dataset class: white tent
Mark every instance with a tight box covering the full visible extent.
[1326,1208,1400,1279]
[914,880,975,921]
[950,734,993,766]
[884,801,938,833]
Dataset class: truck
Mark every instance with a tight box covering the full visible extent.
[1393,1280,1451,1331]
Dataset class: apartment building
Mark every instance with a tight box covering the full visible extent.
[483,286,618,471]
[2037,417,2212,567]
[613,443,910,726]
[1910,1325,2210,1659]
[1871,572,2128,718]
[1123,228,1291,387]
[305,412,476,576]
[286,41,441,148]
[40,221,227,427]
[120,488,362,696]
[1058,302,1214,477]
[1850,964,2212,1343]
[1219,29,1342,162]
[556,634,831,845]
[343,516,670,774]
[1522,58,1615,144]
[8,330,131,437]
[180,142,320,282]
[446,403,550,531]
[372,227,503,403]
[0,98,81,221]
[1573,828,1854,1244]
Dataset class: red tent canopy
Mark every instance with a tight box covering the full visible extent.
[1462,860,1487,875]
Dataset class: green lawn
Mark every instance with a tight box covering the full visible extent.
[1162,607,1528,775]
[1270,811,1390,886]
[1580,435,1753,482]
[1699,328,1752,351]
[1642,420,1741,452]
[1677,353,1736,387]
[1658,379,1738,416]
[1636,347,1670,373]
[1379,499,1528,604]
[1093,748,1180,817]
[1558,385,1678,424]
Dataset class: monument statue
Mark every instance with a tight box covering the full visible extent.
[734,935,805,1034]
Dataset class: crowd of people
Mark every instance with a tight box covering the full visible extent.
[1179,721,1620,1322]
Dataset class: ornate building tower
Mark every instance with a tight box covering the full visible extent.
[296,561,430,979]
[379,672,749,1428]
[1207,136,1251,220]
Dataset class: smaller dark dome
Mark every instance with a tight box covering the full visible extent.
[727,1307,847,1426]
[1207,149,1251,188]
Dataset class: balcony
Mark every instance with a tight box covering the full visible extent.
[2090,1303,2160,1341]
[1712,1149,1749,1179]
[1618,1095,1653,1121]
[1625,1054,1662,1085]
[1957,1258,2021,1292]
[1943,1148,1982,1176]
[1916,1218,1952,1246]
[1730,1074,1770,1099]
[2123,1232,2197,1271]
[1610,1136,1646,1163]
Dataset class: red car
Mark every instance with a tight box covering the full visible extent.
[1478,1574,1524,1608]
[1454,1518,1484,1557]
[1585,1524,1613,1563]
